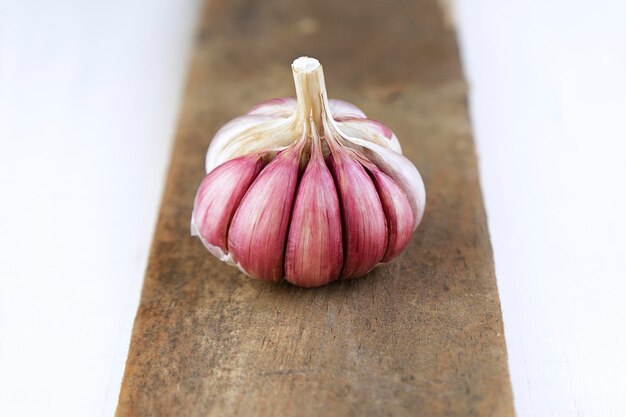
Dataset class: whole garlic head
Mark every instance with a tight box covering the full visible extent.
[192,56,426,287]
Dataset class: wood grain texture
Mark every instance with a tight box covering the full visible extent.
[116,0,514,416]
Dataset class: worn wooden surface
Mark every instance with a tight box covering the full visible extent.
[116,0,514,416]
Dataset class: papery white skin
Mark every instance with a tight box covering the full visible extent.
[334,117,402,153]
[205,115,292,173]
[205,99,403,173]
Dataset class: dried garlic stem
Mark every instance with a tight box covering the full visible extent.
[291,57,330,131]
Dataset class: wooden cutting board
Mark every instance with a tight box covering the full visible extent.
[116,0,514,416]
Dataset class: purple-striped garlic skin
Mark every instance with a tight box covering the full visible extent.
[327,145,388,279]
[191,153,265,262]
[191,56,426,287]
[227,142,304,281]
[285,126,343,287]
[367,166,416,262]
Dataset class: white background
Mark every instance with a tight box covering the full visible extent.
[0,1,625,416]
[0,1,199,416]
[455,1,626,416]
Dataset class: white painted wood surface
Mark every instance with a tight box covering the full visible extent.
[0,1,625,416]
[0,1,199,416]
[455,1,626,416]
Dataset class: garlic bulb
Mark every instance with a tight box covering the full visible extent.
[192,56,425,287]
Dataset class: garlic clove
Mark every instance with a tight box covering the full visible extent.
[191,153,265,262]
[327,145,388,279]
[285,124,343,287]
[227,141,304,281]
[362,144,426,228]
[332,128,426,228]
[367,166,416,262]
